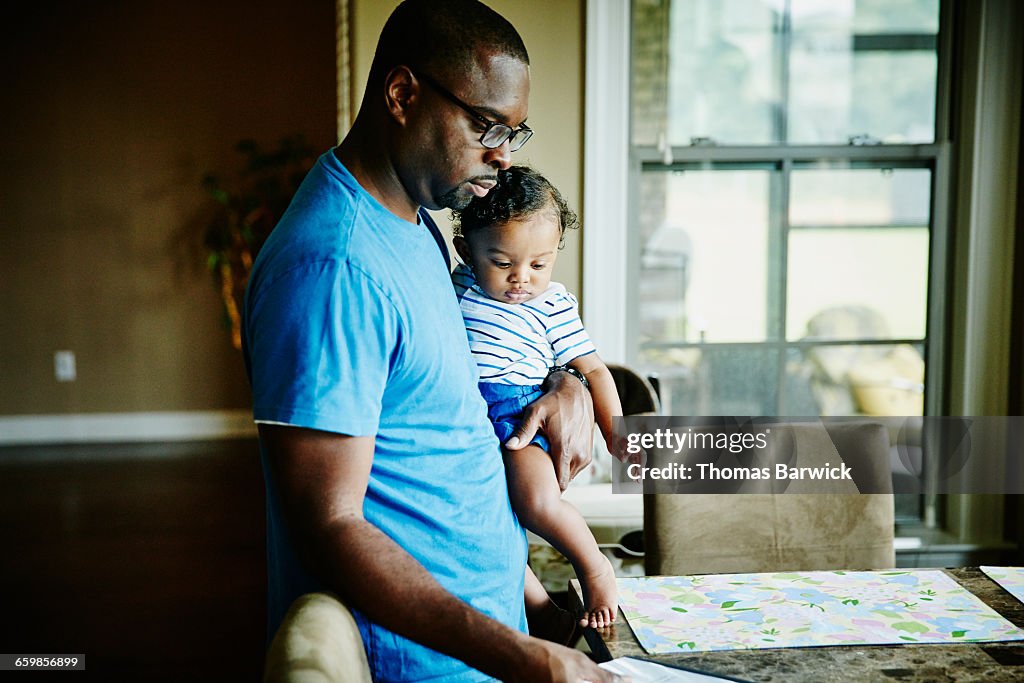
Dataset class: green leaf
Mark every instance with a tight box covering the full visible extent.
[872,610,904,620]
[842,599,859,606]
[677,642,696,650]
[210,188,231,205]
[671,607,688,613]
[721,601,739,609]
[891,621,930,634]
[676,593,705,605]
[951,630,967,638]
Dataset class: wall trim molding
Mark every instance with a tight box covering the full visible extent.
[0,410,256,445]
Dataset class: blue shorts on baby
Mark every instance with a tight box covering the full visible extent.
[477,382,550,453]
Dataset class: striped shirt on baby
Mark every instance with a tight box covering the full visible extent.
[452,263,596,386]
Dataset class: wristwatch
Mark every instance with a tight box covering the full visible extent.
[548,364,590,390]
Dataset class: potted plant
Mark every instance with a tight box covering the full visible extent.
[201,136,316,348]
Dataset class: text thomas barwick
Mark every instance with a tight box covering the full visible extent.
[626,462,853,481]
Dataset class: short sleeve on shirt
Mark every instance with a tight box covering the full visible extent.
[246,258,399,436]
[545,289,596,366]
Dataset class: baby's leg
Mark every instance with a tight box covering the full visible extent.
[523,566,579,645]
[505,444,618,628]
[524,564,551,614]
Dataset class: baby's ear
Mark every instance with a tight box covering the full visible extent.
[453,236,473,265]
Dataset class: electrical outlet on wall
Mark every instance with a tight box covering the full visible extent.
[54,350,77,382]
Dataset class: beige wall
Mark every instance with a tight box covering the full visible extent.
[0,1,337,416]
[351,0,585,294]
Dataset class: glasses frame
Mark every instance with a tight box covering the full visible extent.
[413,70,533,152]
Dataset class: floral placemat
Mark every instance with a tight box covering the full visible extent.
[981,566,1024,604]
[618,570,1024,654]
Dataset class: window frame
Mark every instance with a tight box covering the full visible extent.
[584,0,959,530]
[585,0,952,419]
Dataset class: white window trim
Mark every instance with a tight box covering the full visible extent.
[582,0,631,364]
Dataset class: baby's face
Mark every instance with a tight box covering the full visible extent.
[461,212,562,305]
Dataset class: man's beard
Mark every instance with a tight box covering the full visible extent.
[435,184,473,211]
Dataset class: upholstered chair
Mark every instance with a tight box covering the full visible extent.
[263,592,371,683]
[644,421,895,575]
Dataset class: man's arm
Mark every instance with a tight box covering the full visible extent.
[259,424,617,683]
[504,370,595,491]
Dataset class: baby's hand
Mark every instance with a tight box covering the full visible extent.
[608,434,643,465]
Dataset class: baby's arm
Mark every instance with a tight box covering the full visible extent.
[568,354,629,461]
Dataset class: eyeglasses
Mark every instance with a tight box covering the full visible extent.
[414,70,533,152]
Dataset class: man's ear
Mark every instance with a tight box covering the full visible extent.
[383,66,417,124]
[453,236,473,266]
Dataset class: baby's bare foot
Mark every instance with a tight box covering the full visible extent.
[578,555,618,629]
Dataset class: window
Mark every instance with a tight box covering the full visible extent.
[584,0,951,526]
[628,0,943,426]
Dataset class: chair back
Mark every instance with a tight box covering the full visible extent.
[644,421,895,575]
[263,592,372,683]
[607,364,661,415]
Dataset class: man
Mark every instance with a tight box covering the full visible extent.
[243,1,620,680]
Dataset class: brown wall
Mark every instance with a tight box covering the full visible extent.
[0,1,337,415]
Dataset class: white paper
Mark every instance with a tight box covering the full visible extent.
[599,656,743,682]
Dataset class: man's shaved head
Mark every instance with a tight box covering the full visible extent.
[369,0,529,84]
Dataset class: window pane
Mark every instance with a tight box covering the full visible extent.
[787,230,930,340]
[632,0,939,147]
[789,0,938,143]
[633,0,781,146]
[850,0,940,34]
[787,168,931,341]
[789,47,937,144]
[637,170,771,347]
[648,347,781,416]
[790,167,930,226]
[786,343,926,416]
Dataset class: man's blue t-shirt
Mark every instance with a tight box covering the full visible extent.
[243,150,528,682]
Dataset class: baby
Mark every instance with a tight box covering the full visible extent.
[452,165,627,630]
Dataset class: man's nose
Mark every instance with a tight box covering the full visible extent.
[484,140,512,170]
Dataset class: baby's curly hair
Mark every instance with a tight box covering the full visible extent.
[452,165,579,247]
